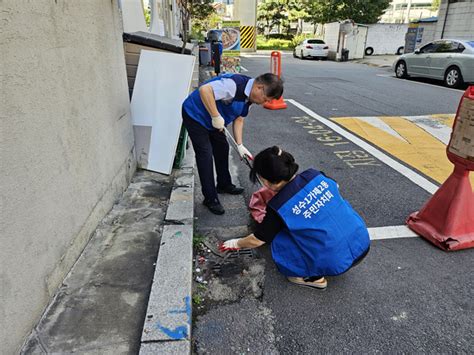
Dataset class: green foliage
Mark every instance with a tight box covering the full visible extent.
[179,0,215,51]
[256,35,292,50]
[193,233,205,247]
[192,294,203,305]
[431,0,441,11]
[192,0,215,21]
[303,0,390,24]
[190,27,205,41]
[258,0,391,32]
[143,6,151,28]
[291,33,316,48]
[258,0,307,36]
[191,12,220,41]
[267,33,293,40]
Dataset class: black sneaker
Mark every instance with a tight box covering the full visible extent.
[216,184,244,195]
[203,200,225,215]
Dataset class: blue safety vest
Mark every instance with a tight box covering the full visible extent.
[182,74,252,131]
[268,169,370,277]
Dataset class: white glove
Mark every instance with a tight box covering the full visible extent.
[223,238,241,250]
[237,144,253,160]
[211,115,225,130]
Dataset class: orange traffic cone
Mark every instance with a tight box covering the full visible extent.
[264,96,287,110]
[407,86,474,251]
[264,51,287,110]
[406,165,474,251]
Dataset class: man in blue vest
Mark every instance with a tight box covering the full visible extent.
[220,146,370,289]
[182,73,284,215]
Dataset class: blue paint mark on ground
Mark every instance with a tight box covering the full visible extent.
[155,296,192,339]
[185,296,191,324]
[169,296,191,320]
[156,324,188,339]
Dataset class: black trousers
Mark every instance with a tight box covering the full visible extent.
[182,109,232,203]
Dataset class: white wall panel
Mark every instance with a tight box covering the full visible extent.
[131,50,195,174]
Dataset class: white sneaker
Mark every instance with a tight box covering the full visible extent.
[287,276,328,289]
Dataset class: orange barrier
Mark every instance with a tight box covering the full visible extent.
[406,86,474,251]
[264,51,287,110]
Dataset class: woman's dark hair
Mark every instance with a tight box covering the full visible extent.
[255,73,284,100]
[250,146,299,184]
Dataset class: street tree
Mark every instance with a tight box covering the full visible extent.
[257,1,288,35]
[177,0,214,52]
[257,0,308,36]
[191,10,220,40]
[288,0,308,35]
[303,0,390,25]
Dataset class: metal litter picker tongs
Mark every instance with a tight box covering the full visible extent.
[218,127,263,253]
[223,127,253,171]
[223,127,263,186]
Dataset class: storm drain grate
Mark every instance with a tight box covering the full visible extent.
[211,262,242,276]
[211,248,255,273]
[228,248,254,258]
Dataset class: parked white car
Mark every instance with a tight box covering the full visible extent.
[294,39,329,60]
[393,39,474,88]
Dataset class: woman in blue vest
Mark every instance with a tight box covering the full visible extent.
[221,146,370,289]
[182,73,283,215]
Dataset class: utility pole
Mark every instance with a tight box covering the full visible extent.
[405,0,413,23]
[441,0,451,39]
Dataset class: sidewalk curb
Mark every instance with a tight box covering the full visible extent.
[352,55,398,69]
[140,145,195,354]
[353,60,392,68]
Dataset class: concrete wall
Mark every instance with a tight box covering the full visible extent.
[233,0,257,27]
[417,21,438,47]
[0,1,136,352]
[233,0,257,51]
[324,22,341,60]
[344,25,368,60]
[436,0,474,40]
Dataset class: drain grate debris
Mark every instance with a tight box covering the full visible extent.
[210,248,256,274]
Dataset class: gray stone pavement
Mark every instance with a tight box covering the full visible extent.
[20,147,196,354]
[246,51,399,69]
[352,54,399,68]
[21,169,174,353]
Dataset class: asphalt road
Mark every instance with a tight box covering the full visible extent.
[193,56,473,354]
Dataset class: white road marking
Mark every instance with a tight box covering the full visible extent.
[287,99,439,194]
[240,54,270,58]
[402,115,452,144]
[240,66,248,72]
[378,74,464,92]
[368,225,419,240]
[240,53,292,58]
[337,116,408,142]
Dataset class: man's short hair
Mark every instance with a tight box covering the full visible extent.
[255,73,284,100]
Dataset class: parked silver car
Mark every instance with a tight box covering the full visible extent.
[393,39,474,88]
[293,39,329,60]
